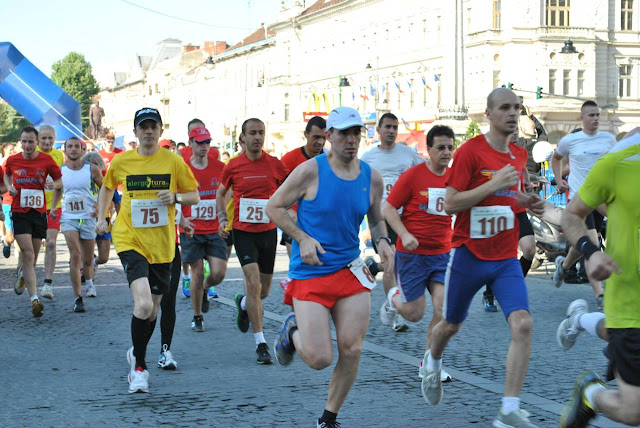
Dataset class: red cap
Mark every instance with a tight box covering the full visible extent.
[188,126,211,142]
[159,139,172,148]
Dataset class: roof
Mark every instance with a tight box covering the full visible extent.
[228,25,276,50]
[301,0,349,16]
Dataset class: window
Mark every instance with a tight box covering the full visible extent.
[563,70,571,96]
[493,70,501,89]
[549,69,557,94]
[619,64,632,98]
[546,0,570,27]
[493,0,501,29]
[577,70,585,96]
[622,0,633,30]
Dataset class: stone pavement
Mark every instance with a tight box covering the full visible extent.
[0,237,626,427]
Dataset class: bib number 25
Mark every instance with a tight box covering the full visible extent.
[239,198,269,224]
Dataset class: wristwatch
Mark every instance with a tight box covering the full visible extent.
[376,236,392,247]
[175,193,183,204]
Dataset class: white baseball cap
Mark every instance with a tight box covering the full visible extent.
[326,107,365,130]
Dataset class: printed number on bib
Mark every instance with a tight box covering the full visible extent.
[427,188,447,216]
[192,199,216,220]
[131,199,169,228]
[65,195,86,214]
[383,177,397,201]
[20,189,44,209]
[348,257,377,290]
[239,198,269,224]
[470,206,514,239]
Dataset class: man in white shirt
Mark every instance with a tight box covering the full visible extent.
[550,100,616,309]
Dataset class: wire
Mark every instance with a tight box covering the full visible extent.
[119,0,253,30]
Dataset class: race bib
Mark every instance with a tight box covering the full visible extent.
[470,206,514,239]
[20,189,44,209]
[383,177,397,201]
[131,199,169,228]
[427,188,447,216]
[65,195,87,214]
[192,199,216,220]
[239,198,269,224]
[348,257,377,290]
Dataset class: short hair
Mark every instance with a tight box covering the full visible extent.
[177,142,186,149]
[38,125,56,136]
[222,151,230,157]
[1,142,15,157]
[188,118,205,129]
[82,151,105,171]
[581,100,598,113]
[21,126,38,139]
[241,118,264,134]
[305,116,327,133]
[65,136,82,145]
[378,112,398,127]
[427,125,455,147]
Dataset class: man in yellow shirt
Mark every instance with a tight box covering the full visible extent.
[37,125,64,300]
[96,108,199,393]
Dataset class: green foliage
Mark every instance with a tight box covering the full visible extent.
[51,52,100,130]
[462,120,482,145]
[0,102,30,143]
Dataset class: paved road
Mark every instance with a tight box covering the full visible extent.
[0,237,625,427]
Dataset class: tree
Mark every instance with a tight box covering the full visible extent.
[461,120,482,145]
[0,102,30,143]
[51,52,100,131]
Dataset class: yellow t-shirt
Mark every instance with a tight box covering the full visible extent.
[37,146,64,209]
[224,153,241,231]
[104,148,198,264]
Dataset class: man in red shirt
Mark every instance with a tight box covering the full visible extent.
[98,132,122,174]
[4,126,62,318]
[216,118,288,364]
[279,116,327,257]
[421,89,545,428]
[382,125,455,383]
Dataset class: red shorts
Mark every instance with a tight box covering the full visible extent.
[47,208,61,231]
[284,267,371,308]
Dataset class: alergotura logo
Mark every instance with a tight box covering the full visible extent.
[126,174,171,191]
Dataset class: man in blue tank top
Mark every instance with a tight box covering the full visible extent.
[266,106,394,428]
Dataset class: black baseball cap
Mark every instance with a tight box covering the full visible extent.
[134,107,162,127]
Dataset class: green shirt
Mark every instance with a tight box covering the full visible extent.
[578,140,640,328]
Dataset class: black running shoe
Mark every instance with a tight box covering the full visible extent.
[256,343,273,365]
[364,256,380,277]
[234,293,250,333]
[2,242,10,258]
[201,292,210,313]
[191,316,205,332]
[317,419,341,428]
[73,297,86,313]
[560,371,603,428]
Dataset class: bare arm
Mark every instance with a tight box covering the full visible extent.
[383,202,418,251]
[215,183,230,237]
[91,164,103,189]
[4,172,14,195]
[551,151,568,193]
[95,185,116,234]
[444,164,519,214]
[367,169,394,274]
[50,188,62,214]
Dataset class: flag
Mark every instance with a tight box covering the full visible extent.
[406,80,413,92]
[370,83,376,96]
[382,84,387,95]
[434,74,440,82]
[352,91,355,101]
[360,86,369,100]
[402,118,414,131]
[422,77,432,91]
[395,81,404,94]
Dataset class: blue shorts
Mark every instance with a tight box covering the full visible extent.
[395,251,448,303]
[2,204,12,231]
[443,245,529,324]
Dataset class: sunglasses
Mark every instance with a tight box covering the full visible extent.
[432,145,454,151]
[193,139,211,145]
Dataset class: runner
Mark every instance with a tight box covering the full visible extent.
[361,112,424,332]
[267,106,393,428]
[382,124,455,382]
[1,142,17,258]
[95,107,198,393]
[421,88,544,428]
[216,118,288,364]
[4,126,62,317]
[551,100,616,309]
[50,137,103,312]
[37,125,64,300]
[98,132,122,175]
[181,126,227,332]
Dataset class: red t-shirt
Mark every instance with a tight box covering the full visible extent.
[181,146,220,163]
[99,148,123,175]
[181,156,226,234]
[281,146,312,174]
[386,163,453,255]
[447,135,527,260]
[222,152,289,233]
[4,152,62,213]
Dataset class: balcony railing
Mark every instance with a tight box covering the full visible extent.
[438,105,469,120]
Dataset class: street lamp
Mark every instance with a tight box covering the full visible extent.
[560,38,578,54]
[338,75,350,106]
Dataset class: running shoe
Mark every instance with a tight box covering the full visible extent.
[494,409,538,428]
[596,294,604,311]
[31,299,44,318]
[201,292,210,313]
[126,347,150,381]
[157,344,177,370]
[556,299,588,350]
[364,256,380,277]
[421,350,443,405]
[41,283,54,300]
[418,360,452,382]
[553,255,566,288]
[191,316,205,332]
[317,420,342,428]
[560,371,604,428]
[274,312,297,366]
[2,240,10,259]
[234,293,250,333]
[73,297,86,313]
[181,277,191,298]
[483,292,498,312]
[392,313,409,332]
[208,286,219,299]
[256,342,273,365]
[128,368,149,393]
[14,268,25,295]
[379,300,396,326]
[86,283,97,298]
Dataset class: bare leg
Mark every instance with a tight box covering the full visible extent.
[503,310,533,397]
[189,259,204,316]
[594,371,640,425]
[14,234,42,297]
[62,231,83,298]
[44,228,58,282]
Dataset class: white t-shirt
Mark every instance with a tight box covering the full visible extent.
[556,131,616,198]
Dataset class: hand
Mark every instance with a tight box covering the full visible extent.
[585,252,622,282]
[181,216,195,238]
[218,221,230,238]
[490,165,519,192]
[299,235,325,266]
[377,240,395,279]
[157,190,175,205]
[517,192,545,215]
[524,181,534,193]
[555,178,569,193]
[400,233,418,251]
[48,209,58,220]
[95,219,108,234]
[8,185,17,196]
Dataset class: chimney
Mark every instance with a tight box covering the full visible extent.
[262,22,267,39]
[214,41,227,55]
[183,44,200,53]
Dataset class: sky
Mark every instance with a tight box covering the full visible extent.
[1,0,285,84]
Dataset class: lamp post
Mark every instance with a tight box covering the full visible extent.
[338,75,350,106]
[560,38,578,54]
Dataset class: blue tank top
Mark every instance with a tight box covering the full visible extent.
[290,154,371,279]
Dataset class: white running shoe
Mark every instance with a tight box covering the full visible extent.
[557,299,588,350]
[41,284,54,300]
[552,255,566,288]
[392,313,409,332]
[128,369,149,393]
[86,283,97,297]
[379,300,396,326]
[421,350,443,405]
[157,344,178,370]
[419,359,452,382]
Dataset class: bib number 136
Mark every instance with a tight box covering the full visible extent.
[20,189,44,209]
[470,206,514,239]
[131,199,169,228]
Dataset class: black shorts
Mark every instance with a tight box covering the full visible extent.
[11,209,48,239]
[585,210,604,232]
[118,250,171,295]
[232,228,277,274]
[280,231,293,246]
[517,211,534,239]
[373,220,398,254]
[605,328,640,386]
[180,233,227,263]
